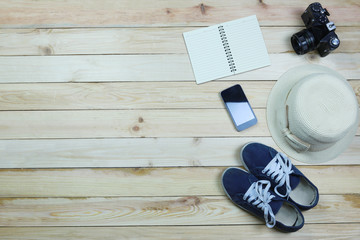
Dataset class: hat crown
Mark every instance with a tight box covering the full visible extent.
[286,73,358,150]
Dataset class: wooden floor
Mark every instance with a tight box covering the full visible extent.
[0,0,359,239]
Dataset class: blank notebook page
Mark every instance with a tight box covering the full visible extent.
[183,15,270,84]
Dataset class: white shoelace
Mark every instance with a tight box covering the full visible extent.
[243,180,276,228]
[262,152,294,198]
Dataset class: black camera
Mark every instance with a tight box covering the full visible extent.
[291,2,340,57]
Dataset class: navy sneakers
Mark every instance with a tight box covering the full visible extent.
[222,167,304,232]
[222,142,320,232]
[240,142,319,210]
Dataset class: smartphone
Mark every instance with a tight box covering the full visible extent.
[220,84,257,131]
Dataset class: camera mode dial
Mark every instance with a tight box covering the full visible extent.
[311,3,322,12]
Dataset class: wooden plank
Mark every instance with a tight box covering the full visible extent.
[0,80,358,110]
[0,166,358,197]
[1,109,359,139]
[0,0,358,28]
[0,224,359,240]
[0,81,271,110]
[0,53,359,83]
[1,137,359,168]
[0,27,358,56]
[0,109,268,139]
[0,195,358,226]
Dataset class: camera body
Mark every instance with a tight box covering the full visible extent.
[291,2,340,57]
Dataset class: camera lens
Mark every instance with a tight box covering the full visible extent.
[291,29,316,55]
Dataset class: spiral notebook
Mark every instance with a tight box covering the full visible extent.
[183,15,270,84]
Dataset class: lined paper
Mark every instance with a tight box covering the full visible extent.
[183,15,270,84]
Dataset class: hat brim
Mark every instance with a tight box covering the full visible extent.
[266,64,359,163]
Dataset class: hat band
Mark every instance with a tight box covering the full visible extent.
[283,105,311,153]
[282,128,311,152]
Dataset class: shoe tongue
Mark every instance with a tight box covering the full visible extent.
[269,148,278,159]
[248,173,258,183]
[269,196,284,215]
[268,148,301,191]
[276,174,301,193]
[290,174,301,189]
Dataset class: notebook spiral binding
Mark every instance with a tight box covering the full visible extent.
[218,25,236,73]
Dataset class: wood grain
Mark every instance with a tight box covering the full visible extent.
[0,224,359,239]
[0,53,358,83]
[0,27,358,55]
[0,195,358,226]
[0,81,271,110]
[1,109,359,139]
[0,166,358,197]
[0,0,359,28]
[1,137,359,168]
[0,80,358,110]
[0,109,267,139]
[0,0,359,237]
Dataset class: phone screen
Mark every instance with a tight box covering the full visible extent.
[221,84,257,131]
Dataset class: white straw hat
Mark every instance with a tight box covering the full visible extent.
[267,64,359,163]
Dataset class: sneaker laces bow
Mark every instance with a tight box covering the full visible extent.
[243,180,276,228]
[262,152,294,198]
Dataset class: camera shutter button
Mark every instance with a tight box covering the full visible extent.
[324,8,330,16]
